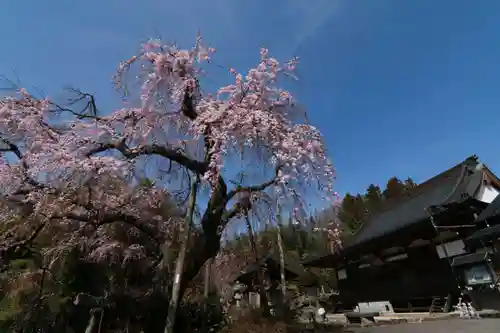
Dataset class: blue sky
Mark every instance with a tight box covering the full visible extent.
[1,0,500,197]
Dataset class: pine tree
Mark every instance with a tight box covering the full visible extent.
[364,184,383,217]
[383,177,407,200]
[403,177,418,192]
[338,194,366,233]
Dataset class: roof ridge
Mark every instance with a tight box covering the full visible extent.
[357,155,480,225]
[481,163,500,188]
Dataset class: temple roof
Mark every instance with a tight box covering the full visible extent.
[464,224,500,250]
[234,254,318,287]
[345,155,485,248]
[303,155,495,267]
[475,191,500,222]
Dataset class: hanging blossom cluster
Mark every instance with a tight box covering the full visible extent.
[114,37,335,195]
[1,37,335,193]
[0,92,134,223]
[196,48,335,195]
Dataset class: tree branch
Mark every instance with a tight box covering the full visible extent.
[226,166,281,201]
[221,202,245,222]
[0,221,45,270]
[87,141,207,175]
[74,293,112,308]
[0,196,164,269]
[0,137,44,189]
[62,210,162,245]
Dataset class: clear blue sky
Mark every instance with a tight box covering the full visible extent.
[1,0,500,197]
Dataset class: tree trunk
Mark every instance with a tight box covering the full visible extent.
[176,222,223,305]
[84,312,98,333]
[164,176,199,333]
[244,215,270,315]
[84,309,104,333]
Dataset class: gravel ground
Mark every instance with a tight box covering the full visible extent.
[349,318,499,333]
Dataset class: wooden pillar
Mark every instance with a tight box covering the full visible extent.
[443,293,453,313]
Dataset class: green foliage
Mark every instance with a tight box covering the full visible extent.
[403,177,418,192]
[0,246,110,332]
[0,292,23,322]
[337,176,418,235]
[383,177,407,200]
[9,259,37,272]
[365,184,383,214]
[228,217,336,292]
[338,194,366,233]
[139,177,156,188]
[177,296,229,333]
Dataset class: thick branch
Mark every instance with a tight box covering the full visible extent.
[0,137,44,189]
[222,202,245,222]
[226,166,280,201]
[88,141,207,175]
[63,210,162,245]
[177,177,227,294]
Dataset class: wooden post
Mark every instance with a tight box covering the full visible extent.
[164,176,199,333]
[276,206,287,301]
[244,215,270,315]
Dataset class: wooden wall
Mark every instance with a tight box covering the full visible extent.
[337,244,458,303]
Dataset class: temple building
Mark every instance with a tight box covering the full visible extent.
[230,254,318,310]
[303,155,500,313]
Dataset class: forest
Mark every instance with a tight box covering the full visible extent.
[338,177,417,234]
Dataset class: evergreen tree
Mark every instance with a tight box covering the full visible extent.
[364,184,383,217]
[338,194,366,233]
[383,177,407,200]
[403,177,418,192]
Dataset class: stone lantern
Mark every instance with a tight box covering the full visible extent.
[232,281,246,308]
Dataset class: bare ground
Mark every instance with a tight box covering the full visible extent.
[348,318,499,333]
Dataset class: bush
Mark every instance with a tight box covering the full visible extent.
[176,297,229,333]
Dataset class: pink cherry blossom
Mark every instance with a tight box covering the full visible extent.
[0,35,340,289]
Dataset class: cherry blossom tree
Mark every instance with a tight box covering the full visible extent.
[0,34,338,332]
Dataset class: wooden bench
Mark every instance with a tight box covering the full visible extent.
[344,311,380,324]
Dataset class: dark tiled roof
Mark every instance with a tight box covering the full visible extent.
[235,254,317,286]
[464,224,500,250]
[476,194,500,222]
[301,253,335,267]
[451,252,489,267]
[346,156,483,247]
[301,156,488,267]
